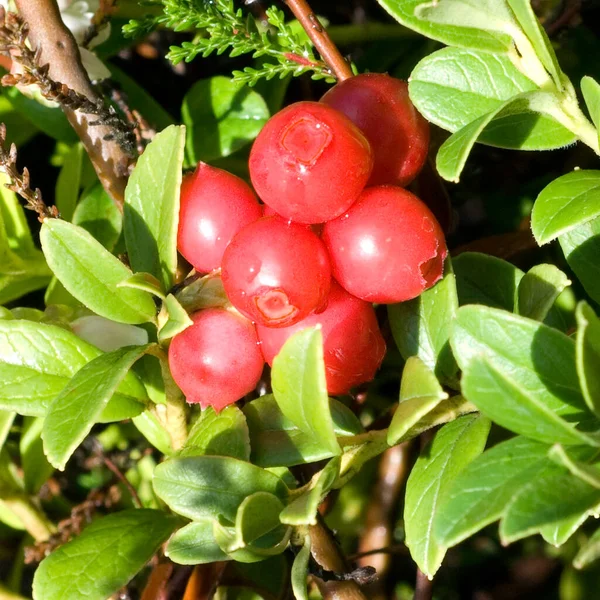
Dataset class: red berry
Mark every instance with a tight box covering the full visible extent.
[322,186,447,303]
[249,101,374,224]
[221,216,331,327]
[177,162,262,273]
[168,308,264,411]
[257,283,386,394]
[321,74,429,187]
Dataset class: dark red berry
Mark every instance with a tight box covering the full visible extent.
[177,162,262,273]
[257,283,386,394]
[321,74,429,187]
[249,101,374,224]
[322,186,447,303]
[168,308,264,411]
[221,216,331,328]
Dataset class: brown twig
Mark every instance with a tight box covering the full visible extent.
[0,123,57,220]
[414,568,433,600]
[14,0,134,209]
[283,0,353,81]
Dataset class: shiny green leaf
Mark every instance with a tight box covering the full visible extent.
[166,519,229,565]
[517,264,571,321]
[158,294,193,342]
[576,302,600,418]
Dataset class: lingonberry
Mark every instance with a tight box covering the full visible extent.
[168,308,264,411]
[321,74,429,187]
[257,283,386,394]
[322,186,447,303]
[177,162,262,273]
[249,101,374,224]
[221,216,331,327]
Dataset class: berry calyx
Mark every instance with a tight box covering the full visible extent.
[177,162,262,273]
[321,74,429,187]
[322,185,447,303]
[221,216,331,328]
[257,283,386,394]
[249,101,374,224]
[168,308,264,411]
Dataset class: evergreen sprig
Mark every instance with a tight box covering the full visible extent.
[124,1,334,86]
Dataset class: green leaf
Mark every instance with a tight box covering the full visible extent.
[532,171,600,245]
[291,538,311,600]
[271,328,340,457]
[118,272,166,300]
[0,93,38,147]
[404,414,490,578]
[435,436,551,547]
[0,252,52,306]
[158,294,193,343]
[549,444,600,489]
[388,258,459,388]
[40,219,157,325]
[175,271,230,313]
[388,357,448,446]
[451,306,588,422]
[0,173,35,254]
[166,519,229,565]
[181,405,251,461]
[42,345,150,470]
[576,302,600,418]
[182,76,269,163]
[243,394,362,467]
[280,457,340,525]
[376,0,514,53]
[20,417,53,493]
[0,410,15,452]
[453,252,522,310]
[0,319,147,418]
[132,410,173,456]
[581,76,600,149]
[124,125,185,290]
[574,527,600,569]
[32,509,179,600]
[437,91,574,182]
[517,264,571,321]
[559,216,600,305]
[540,513,589,547]
[153,455,288,521]
[55,144,84,222]
[72,183,122,251]
[232,492,285,548]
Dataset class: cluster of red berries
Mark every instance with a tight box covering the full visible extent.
[169,74,448,412]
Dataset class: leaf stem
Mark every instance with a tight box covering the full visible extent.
[415,568,433,600]
[1,495,55,542]
[283,0,353,81]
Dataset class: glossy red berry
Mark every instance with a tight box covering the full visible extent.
[249,101,374,224]
[321,74,429,187]
[322,186,447,303]
[168,308,264,411]
[257,283,386,395]
[177,162,262,273]
[221,216,331,328]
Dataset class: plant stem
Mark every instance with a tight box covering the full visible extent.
[14,0,131,209]
[283,0,353,81]
[1,496,55,542]
[414,568,433,600]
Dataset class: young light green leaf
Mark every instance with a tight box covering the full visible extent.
[55,143,84,222]
[581,76,600,148]
[117,272,166,300]
[0,173,35,253]
[549,444,600,489]
[376,0,514,53]
[540,512,589,548]
[291,537,311,600]
[243,394,362,468]
[576,302,600,418]
[233,492,285,548]
[182,76,269,163]
[0,320,147,417]
[124,125,185,290]
[72,183,122,251]
[158,294,193,343]
[388,258,459,388]
[271,327,340,457]
[517,264,571,321]
[42,345,151,470]
[388,357,448,446]
[451,306,588,422]
[280,457,340,525]
[0,410,15,452]
[166,519,229,565]
[409,48,538,138]
[435,436,551,547]
[40,219,156,325]
[132,410,173,456]
[153,455,288,521]
[559,217,600,305]
[404,414,490,578]
[532,170,600,244]
[32,509,179,600]
[574,527,600,569]
[20,417,53,494]
[181,405,250,461]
